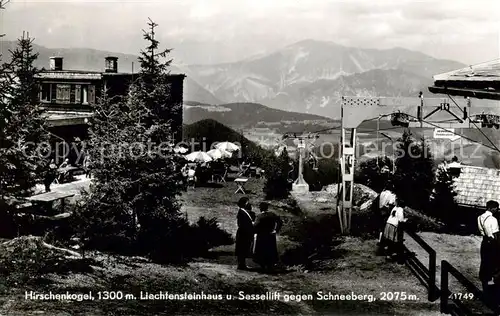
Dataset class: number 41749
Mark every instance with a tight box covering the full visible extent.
[449,293,474,300]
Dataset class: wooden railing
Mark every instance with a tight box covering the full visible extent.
[402,227,439,301]
[402,227,500,315]
[440,260,500,315]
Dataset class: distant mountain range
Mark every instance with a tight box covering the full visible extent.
[178,39,465,117]
[1,39,465,118]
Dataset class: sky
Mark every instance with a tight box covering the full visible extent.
[1,0,499,65]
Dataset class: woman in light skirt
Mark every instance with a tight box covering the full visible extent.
[381,198,406,260]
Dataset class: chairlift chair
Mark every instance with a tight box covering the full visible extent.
[390,112,410,127]
[287,164,295,184]
[307,152,319,171]
[480,114,500,129]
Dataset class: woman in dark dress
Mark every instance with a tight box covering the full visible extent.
[253,202,282,271]
[235,198,255,270]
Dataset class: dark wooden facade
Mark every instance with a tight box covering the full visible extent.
[34,57,185,143]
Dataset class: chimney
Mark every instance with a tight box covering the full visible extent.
[105,56,118,73]
[49,56,63,71]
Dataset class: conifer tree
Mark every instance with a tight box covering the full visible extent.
[264,147,291,199]
[80,19,184,261]
[392,130,435,210]
[135,18,179,143]
[430,167,457,225]
[0,32,48,201]
[0,32,48,237]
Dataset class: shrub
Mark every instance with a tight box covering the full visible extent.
[349,209,382,239]
[429,167,458,226]
[0,204,18,238]
[74,196,233,262]
[263,148,292,199]
[138,215,234,263]
[185,217,234,257]
[303,158,339,191]
[355,156,394,193]
[393,131,434,210]
[0,236,95,285]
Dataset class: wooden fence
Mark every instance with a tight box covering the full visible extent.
[402,227,499,315]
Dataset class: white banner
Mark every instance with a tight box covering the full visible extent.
[433,128,460,141]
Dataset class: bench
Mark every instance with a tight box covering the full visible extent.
[26,191,75,213]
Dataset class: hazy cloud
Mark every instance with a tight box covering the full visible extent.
[0,0,499,64]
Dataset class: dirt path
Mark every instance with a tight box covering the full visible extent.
[405,232,481,289]
[189,236,442,315]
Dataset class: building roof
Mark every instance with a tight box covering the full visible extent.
[428,59,500,100]
[434,59,500,82]
[35,71,102,80]
[35,70,186,80]
[453,165,500,207]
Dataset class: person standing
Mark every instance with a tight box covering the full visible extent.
[43,159,58,193]
[235,197,254,270]
[179,164,188,191]
[478,200,500,291]
[187,166,196,188]
[253,202,283,272]
[377,185,396,242]
[83,154,91,178]
[381,198,406,261]
[58,158,70,183]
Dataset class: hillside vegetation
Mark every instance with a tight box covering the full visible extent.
[182,119,272,163]
[184,102,334,127]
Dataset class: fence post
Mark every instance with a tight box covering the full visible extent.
[440,260,449,314]
[429,250,437,301]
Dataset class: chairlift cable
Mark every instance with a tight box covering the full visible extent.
[447,95,500,153]
[284,111,500,154]
[403,113,500,153]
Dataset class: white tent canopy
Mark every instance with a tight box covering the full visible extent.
[207,148,232,160]
[184,151,212,163]
[215,141,240,152]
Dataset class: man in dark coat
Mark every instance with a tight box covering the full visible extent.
[235,197,255,270]
[253,202,282,272]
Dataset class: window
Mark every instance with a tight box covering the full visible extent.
[51,84,57,103]
[75,85,81,103]
[88,85,95,104]
[82,86,88,104]
[56,84,71,103]
[70,85,75,103]
[40,83,51,102]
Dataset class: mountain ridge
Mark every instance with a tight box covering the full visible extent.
[177,39,465,116]
[1,39,466,117]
